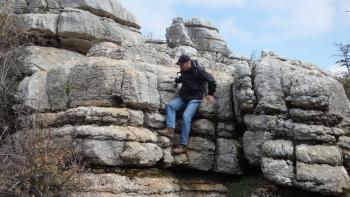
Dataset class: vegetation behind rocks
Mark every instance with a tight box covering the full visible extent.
[0,10,84,197]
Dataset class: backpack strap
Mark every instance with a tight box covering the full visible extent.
[192,60,208,96]
[192,60,202,80]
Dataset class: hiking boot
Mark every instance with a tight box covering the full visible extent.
[172,144,187,155]
[158,128,174,138]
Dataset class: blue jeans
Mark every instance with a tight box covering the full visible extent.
[166,97,201,145]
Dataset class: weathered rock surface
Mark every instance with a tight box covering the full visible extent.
[262,140,294,159]
[71,172,228,197]
[295,162,350,195]
[216,122,235,138]
[166,17,194,48]
[166,17,230,55]
[87,42,173,66]
[192,119,215,136]
[253,55,350,118]
[16,46,84,74]
[46,0,140,29]
[14,0,140,30]
[20,106,144,127]
[261,157,294,186]
[214,138,242,174]
[232,62,255,122]
[171,136,216,171]
[8,1,350,195]
[272,119,344,143]
[241,52,350,195]
[14,13,59,36]
[296,144,342,166]
[144,112,165,129]
[243,131,273,166]
[14,1,144,53]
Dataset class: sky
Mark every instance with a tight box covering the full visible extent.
[120,0,350,69]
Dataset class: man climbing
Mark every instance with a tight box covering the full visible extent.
[158,54,216,154]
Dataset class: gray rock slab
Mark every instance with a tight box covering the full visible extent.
[216,122,235,138]
[261,157,294,186]
[262,140,294,159]
[15,71,50,112]
[253,59,287,114]
[295,162,350,195]
[296,144,342,166]
[47,0,140,28]
[145,112,165,129]
[243,131,273,166]
[74,125,158,143]
[338,136,350,150]
[57,9,144,52]
[272,119,342,143]
[289,108,343,126]
[68,60,123,108]
[244,114,278,131]
[166,17,194,48]
[192,119,215,136]
[120,142,163,166]
[76,139,125,166]
[14,13,59,36]
[214,138,242,174]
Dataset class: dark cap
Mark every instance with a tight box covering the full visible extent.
[176,54,191,65]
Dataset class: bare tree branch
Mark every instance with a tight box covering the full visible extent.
[335,43,350,77]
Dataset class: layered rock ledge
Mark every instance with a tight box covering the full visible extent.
[6,0,350,196]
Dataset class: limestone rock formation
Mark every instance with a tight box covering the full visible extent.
[240,52,350,195]
[71,172,228,197]
[166,17,231,56]
[12,0,144,53]
[7,0,350,196]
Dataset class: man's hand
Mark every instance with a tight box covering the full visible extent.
[205,95,215,103]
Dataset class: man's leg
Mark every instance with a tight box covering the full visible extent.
[180,99,201,145]
[166,97,185,129]
[173,99,201,154]
[158,97,185,138]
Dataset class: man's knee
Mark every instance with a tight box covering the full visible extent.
[182,113,192,121]
[166,102,176,111]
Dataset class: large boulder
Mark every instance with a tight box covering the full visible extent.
[239,52,350,195]
[13,13,59,36]
[166,17,231,56]
[13,0,145,53]
[15,0,140,29]
[252,53,350,118]
[166,17,194,48]
[46,0,140,29]
[57,9,144,52]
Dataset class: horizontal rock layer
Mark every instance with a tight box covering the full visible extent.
[8,1,350,195]
[71,172,228,197]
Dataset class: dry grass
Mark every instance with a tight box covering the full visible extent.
[0,10,85,196]
[0,129,84,196]
[0,11,29,137]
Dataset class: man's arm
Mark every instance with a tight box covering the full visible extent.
[200,69,216,96]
